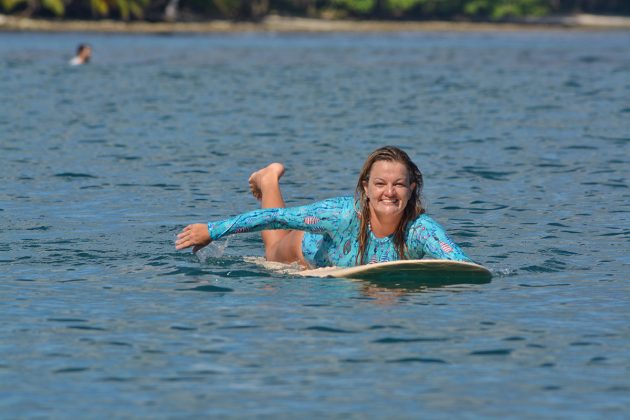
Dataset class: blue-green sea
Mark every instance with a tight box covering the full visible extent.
[1,30,629,418]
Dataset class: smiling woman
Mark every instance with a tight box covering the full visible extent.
[176,146,473,268]
[355,146,424,265]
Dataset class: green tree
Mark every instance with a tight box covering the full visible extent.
[211,0,240,17]
[384,0,422,16]
[87,0,149,19]
[464,0,550,19]
[332,0,376,15]
[1,0,65,16]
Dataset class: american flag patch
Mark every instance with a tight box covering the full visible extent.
[440,241,453,253]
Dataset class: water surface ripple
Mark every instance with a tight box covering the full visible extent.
[1,31,629,417]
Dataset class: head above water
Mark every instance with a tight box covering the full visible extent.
[356,146,424,216]
[76,44,92,62]
[354,145,425,263]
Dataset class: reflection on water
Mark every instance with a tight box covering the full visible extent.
[1,31,629,418]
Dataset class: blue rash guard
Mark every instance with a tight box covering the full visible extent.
[207,196,472,268]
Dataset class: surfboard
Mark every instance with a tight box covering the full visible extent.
[299,259,492,287]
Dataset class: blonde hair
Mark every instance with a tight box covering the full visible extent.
[354,146,424,265]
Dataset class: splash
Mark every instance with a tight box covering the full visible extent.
[490,267,518,277]
[194,238,230,263]
[243,256,303,276]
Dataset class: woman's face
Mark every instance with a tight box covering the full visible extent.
[363,160,415,221]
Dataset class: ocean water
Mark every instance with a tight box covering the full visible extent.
[1,30,629,418]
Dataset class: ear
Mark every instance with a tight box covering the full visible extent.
[362,180,368,195]
[410,182,416,191]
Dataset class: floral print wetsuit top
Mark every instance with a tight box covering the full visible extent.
[207,196,472,268]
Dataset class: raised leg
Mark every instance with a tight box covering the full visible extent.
[248,163,307,266]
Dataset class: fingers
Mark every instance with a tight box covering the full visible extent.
[175,224,211,251]
[176,224,192,238]
[175,224,195,250]
[175,236,191,250]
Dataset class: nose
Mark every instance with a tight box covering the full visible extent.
[384,185,396,195]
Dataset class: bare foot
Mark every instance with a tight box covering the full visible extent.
[248,163,285,200]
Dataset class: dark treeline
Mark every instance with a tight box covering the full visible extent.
[2,0,629,22]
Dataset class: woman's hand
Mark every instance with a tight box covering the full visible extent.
[175,223,211,251]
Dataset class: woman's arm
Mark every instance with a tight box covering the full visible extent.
[407,214,473,262]
[176,197,351,251]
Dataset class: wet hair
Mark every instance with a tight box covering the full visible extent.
[354,146,425,265]
[76,44,90,55]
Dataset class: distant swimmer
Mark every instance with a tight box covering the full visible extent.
[176,146,473,268]
[69,44,92,66]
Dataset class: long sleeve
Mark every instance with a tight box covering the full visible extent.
[406,214,473,262]
[206,197,352,241]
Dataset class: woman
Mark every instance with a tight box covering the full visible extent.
[176,146,472,268]
[69,44,92,66]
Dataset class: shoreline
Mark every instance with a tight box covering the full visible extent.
[1,14,630,34]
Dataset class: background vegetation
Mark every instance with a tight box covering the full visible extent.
[1,0,628,22]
